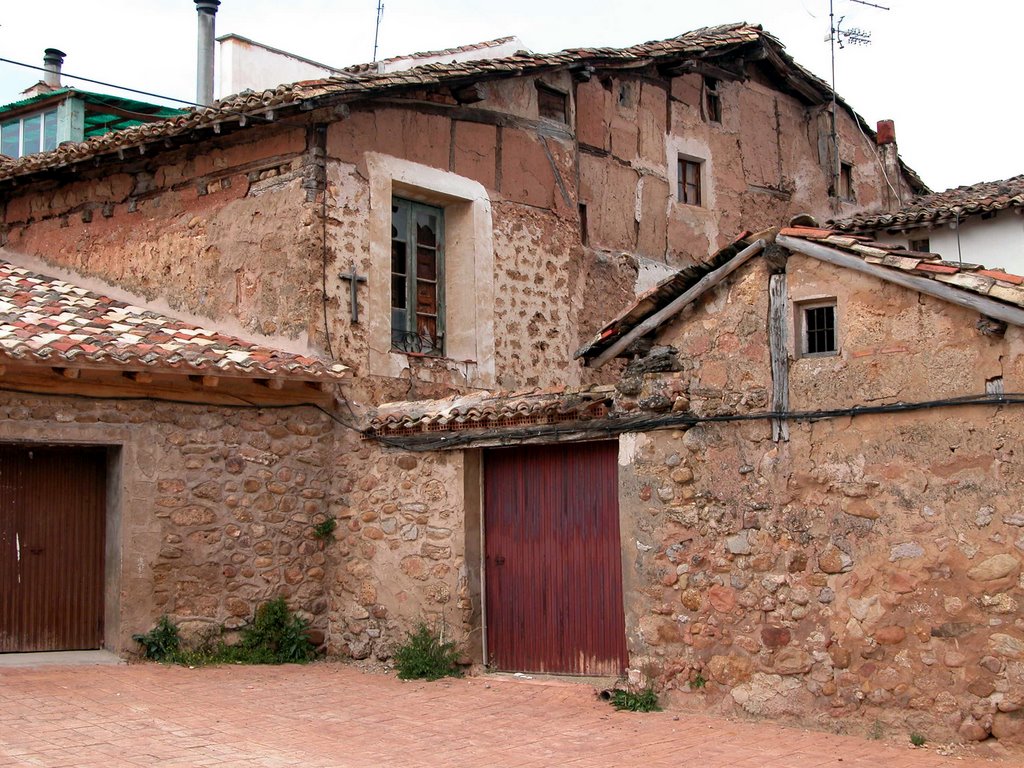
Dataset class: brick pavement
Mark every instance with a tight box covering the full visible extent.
[0,662,1009,767]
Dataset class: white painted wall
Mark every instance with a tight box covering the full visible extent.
[217,34,346,97]
[872,210,1024,274]
[379,38,525,73]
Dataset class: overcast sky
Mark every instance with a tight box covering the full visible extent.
[1,1,1020,192]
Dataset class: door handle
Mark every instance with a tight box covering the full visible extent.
[495,555,506,565]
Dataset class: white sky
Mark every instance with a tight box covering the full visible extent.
[1,0,1021,192]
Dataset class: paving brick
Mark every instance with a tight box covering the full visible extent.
[0,663,1011,766]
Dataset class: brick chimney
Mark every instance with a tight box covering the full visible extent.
[876,119,909,211]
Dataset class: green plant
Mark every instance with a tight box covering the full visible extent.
[394,623,461,681]
[610,686,661,712]
[132,615,181,660]
[237,597,317,664]
[868,720,884,741]
[910,732,926,747]
[313,516,337,541]
[689,673,707,690]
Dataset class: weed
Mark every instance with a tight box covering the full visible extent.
[910,732,926,747]
[132,615,180,661]
[132,599,317,666]
[394,623,461,681]
[689,673,707,690]
[610,686,661,712]
[313,516,337,541]
[868,720,884,741]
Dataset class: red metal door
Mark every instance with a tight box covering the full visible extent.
[484,441,628,675]
[0,445,107,652]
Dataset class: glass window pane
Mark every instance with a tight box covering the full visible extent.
[416,281,437,314]
[391,202,407,241]
[391,275,407,310]
[391,241,407,275]
[22,115,41,155]
[42,110,58,151]
[1,122,20,158]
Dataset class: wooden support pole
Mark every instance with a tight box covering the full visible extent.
[768,272,790,442]
[590,239,767,368]
[778,235,1024,327]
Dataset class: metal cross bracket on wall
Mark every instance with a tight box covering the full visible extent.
[339,265,367,323]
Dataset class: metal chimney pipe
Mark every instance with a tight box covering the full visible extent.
[43,48,66,88]
[195,0,221,106]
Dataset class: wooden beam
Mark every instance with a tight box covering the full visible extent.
[589,239,767,368]
[768,272,790,442]
[124,371,154,384]
[189,374,220,387]
[777,235,1024,328]
[53,367,79,379]
[261,378,284,390]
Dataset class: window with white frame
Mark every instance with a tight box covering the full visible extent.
[0,110,58,158]
[391,197,445,355]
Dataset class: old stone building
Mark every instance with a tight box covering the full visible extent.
[7,19,1006,747]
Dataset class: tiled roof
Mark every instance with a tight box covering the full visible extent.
[0,23,923,192]
[831,175,1024,232]
[368,385,615,436]
[0,259,348,381]
[341,36,521,74]
[777,225,1024,308]
[575,231,757,362]
[577,225,1024,362]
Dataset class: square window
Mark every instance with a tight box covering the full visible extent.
[800,302,838,356]
[677,157,703,206]
[909,237,930,253]
[537,83,568,123]
[391,197,445,356]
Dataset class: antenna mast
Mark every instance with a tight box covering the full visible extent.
[828,0,887,205]
[373,1,385,63]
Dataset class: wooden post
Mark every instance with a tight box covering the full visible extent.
[768,272,790,442]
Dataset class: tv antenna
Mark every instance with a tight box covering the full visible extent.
[828,0,888,204]
[373,0,385,63]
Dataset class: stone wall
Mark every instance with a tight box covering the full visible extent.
[0,390,474,661]
[615,255,1024,745]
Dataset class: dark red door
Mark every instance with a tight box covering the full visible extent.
[0,445,107,652]
[484,441,627,675]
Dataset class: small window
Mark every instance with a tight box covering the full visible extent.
[704,77,722,123]
[801,302,838,356]
[391,198,444,356]
[537,83,568,123]
[677,157,703,207]
[909,237,930,253]
[839,162,854,200]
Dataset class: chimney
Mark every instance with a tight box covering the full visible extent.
[195,0,221,106]
[43,48,66,88]
[875,119,907,212]
[876,119,896,146]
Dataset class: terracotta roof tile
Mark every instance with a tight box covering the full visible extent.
[0,23,924,192]
[830,175,1024,232]
[0,259,349,381]
[368,385,615,435]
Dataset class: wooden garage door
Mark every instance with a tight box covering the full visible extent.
[0,446,107,652]
[484,441,628,675]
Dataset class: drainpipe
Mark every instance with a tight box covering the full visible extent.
[43,48,66,88]
[195,0,221,106]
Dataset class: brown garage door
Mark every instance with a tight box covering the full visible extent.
[484,441,628,675]
[0,445,107,653]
